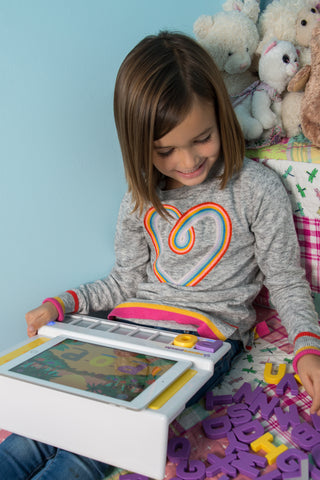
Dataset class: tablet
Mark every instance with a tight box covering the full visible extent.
[0,336,192,410]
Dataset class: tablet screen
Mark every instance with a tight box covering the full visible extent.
[9,338,177,402]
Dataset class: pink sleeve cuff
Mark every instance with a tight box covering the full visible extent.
[42,297,64,322]
[293,349,320,373]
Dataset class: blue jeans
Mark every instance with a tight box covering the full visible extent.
[0,434,113,480]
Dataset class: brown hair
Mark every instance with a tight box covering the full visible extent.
[114,31,244,215]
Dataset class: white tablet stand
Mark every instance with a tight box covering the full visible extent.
[0,315,230,479]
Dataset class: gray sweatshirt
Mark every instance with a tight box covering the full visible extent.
[58,158,320,357]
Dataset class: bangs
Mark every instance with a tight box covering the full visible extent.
[153,70,217,142]
[153,80,193,142]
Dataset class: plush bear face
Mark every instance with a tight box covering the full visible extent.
[193,11,259,73]
[296,6,320,47]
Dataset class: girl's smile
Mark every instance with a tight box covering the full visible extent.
[176,157,206,175]
[153,96,221,189]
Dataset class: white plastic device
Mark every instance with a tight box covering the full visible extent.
[0,314,230,479]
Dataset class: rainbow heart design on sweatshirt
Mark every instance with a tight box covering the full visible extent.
[144,202,232,286]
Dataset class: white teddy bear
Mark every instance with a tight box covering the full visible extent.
[232,40,299,141]
[193,9,259,96]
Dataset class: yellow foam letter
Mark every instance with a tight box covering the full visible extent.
[264,363,286,385]
[251,432,288,465]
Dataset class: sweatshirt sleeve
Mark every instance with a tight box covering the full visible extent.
[248,165,320,364]
[55,193,150,315]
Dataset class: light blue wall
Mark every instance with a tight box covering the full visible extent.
[0,0,224,351]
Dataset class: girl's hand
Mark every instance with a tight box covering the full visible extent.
[25,303,59,337]
[297,353,320,415]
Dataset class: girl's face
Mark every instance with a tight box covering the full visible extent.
[153,96,221,190]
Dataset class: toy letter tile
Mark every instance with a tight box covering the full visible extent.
[167,437,191,464]
[227,403,252,426]
[202,415,232,439]
[176,459,206,480]
[233,419,265,444]
[205,391,215,410]
[211,394,233,405]
[276,449,308,479]
[248,392,280,420]
[195,339,223,353]
[206,453,237,478]
[312,443,320,469]
[225,431,250,455]
[264,362,286,385]
[274,404,301,431]
[291,422,320,451]
[275,373,299,396]
[233,382,263,405]
[205,391,233,410]
[312,412,320,432]
[231,452,267,478]
[250,432,288,465]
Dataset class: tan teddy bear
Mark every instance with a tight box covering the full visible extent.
[279,4,320,138]
[287,22,320,146]
[295,4,320,65]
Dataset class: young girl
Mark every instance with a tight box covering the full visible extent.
[1,30,320,480]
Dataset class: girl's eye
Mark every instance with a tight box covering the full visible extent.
[157,149,173,158]
[195,134,211,144]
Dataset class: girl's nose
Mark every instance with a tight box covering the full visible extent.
[178,148,196,170]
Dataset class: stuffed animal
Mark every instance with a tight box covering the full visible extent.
[232,39,299,141]
[193,9,259,96]
[281,91,304,137]
[222,0,260,23]
[257,0,320,66]
[295,4,320,65]
[272,2,320,137]
[286,23,320,146]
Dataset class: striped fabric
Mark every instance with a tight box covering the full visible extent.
[108,302,228,340]
[294,215,320,294]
